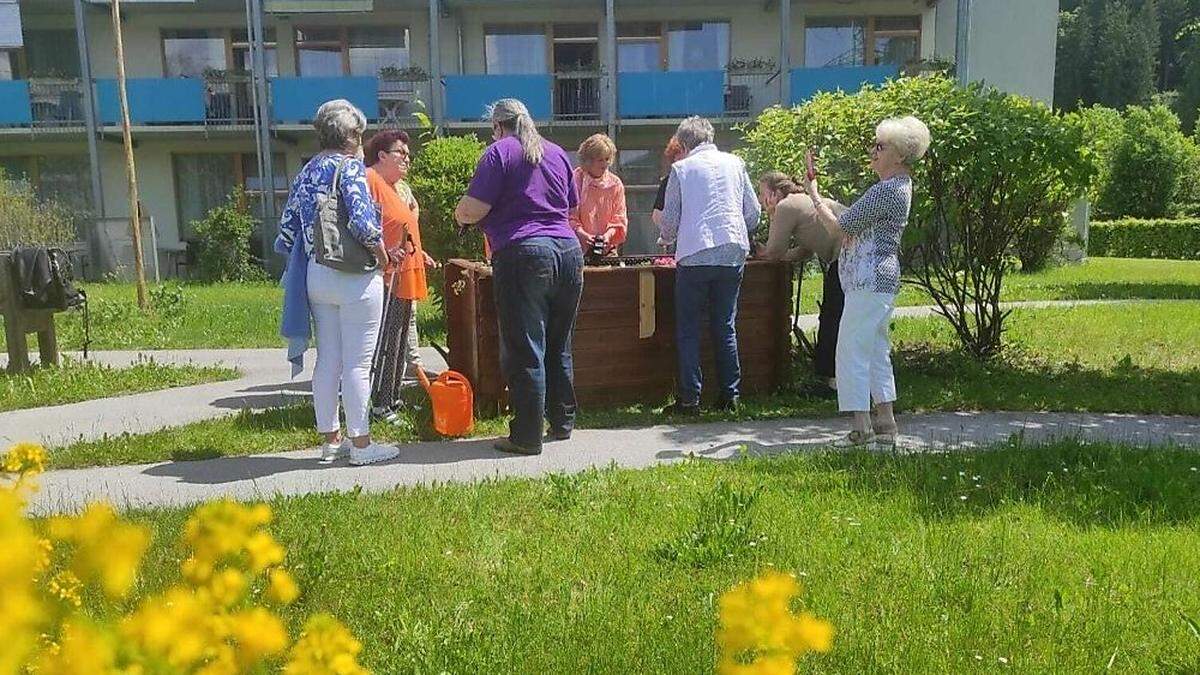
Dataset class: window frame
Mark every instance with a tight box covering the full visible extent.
[615,20,732,73]
[483,23,551,75]
[295,25,411,77]
[172,152,289,240]
[802,15,921,68]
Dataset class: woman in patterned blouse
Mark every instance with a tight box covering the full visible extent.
[805,116,931,449]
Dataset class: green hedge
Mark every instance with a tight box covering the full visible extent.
[1088,218,1200,260]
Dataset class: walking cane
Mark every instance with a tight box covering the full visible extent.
[370,266,401,402]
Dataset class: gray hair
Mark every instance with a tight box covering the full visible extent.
[488,98,544,164]
[314,99,367,152]
[673,116,715,152]
[876,115,931,165]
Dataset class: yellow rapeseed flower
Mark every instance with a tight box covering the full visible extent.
[267,568,301,605]
[0,488,45,675]
[48,570,84,608]
[207,568,248,608]
[284,614,369,675]
[230,607,289,666]
[245,531,286,573]
[34,620,117,675]
[1,442,47,476]
[122,587,213,669]
[717,570,834,675]
[49,503,150,599]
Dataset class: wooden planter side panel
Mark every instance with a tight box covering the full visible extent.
[445,260,792,412]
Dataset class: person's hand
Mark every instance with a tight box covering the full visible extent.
[385,242,407,269]
[373,242,390,269]
[422,250,439,269]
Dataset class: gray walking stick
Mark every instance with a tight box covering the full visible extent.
[370,267,401,402]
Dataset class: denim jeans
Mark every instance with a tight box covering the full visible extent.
[674,264,744,405]
[814,260,845,379]
[492,236,585,448]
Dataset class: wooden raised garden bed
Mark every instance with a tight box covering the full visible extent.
[444,257,793,414]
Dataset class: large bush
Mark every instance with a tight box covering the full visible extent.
[1095,105,1197,219]
[1088,218,1200,260]
[409,135,487,262]
[0,170,78,250]
[190,187,263,283]
[740,75,1093,358]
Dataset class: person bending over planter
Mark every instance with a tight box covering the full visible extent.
[454,98,584,456]
[659,116,762,415]
[755,171,847,397]
[570,133,628,257]
[805,116,931,449]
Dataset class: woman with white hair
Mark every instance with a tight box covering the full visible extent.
[805,115,931,448]
[454,98,583,455]
[277,99,400,466]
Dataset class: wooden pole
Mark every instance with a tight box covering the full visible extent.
[110,0,148,309]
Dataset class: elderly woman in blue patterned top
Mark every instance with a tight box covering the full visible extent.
[277,99,399,467]
[805,116,931,449]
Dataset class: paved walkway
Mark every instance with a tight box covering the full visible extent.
[0,347,447,448]
[26,411,1200,515]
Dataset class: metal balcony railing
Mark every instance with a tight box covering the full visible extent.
[724,70,780,118]
[204,74,256,125]
[28,78,86,127]
[554,72,601,121]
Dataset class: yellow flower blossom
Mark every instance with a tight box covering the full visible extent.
[34,620,117,675]
[245,531,286,573]
[122,587,213,669]
[717,571,834,675]
[1,442,47,475]
[49,503,150,599]
[207,568,248,608]
[285,614,369,675]
[48,570,84,608]
[0,488,45,675]
[230,607,289,666]
[267,568,301,605]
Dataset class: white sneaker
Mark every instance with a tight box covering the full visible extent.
[320,439,348,463]
[349,443,399,466]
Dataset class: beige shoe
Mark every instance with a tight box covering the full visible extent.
[832,430,876,449]
[874,432,896,449]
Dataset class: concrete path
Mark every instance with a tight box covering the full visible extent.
[28,411,1200,515]
[0,347,447,448]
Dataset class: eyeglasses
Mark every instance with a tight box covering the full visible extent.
[872,141,887,152]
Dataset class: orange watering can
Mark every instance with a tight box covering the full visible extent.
[416,367,474,437]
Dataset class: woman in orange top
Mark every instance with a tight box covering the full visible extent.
[570,133,628,256]
[364,129,435,415]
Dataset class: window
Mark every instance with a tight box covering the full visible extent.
[485,24,547,74]
[296,27,410,77]
[232,29,279,77]
[617,23,661,72]
[0,155,92,213]
[804,16,921,68]
[804,18,865,68]
[23,30,79,79]
[617,22,730,72]
[873,17,920,66]
[174,153,289,238]
[667,22,729,71]
[0,51,13,80]
[163,29,226,77]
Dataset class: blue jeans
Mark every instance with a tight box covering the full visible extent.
[674,264,744,405]
[492,236,585,448]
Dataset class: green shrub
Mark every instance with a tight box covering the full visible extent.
[740,75,1093,358]
[190,187,262,283]
[1015,207,1070,273]
[1088,218,1200,260]
[1093,105,1198,219]
[409,135,487,263]
[0,170,78,250]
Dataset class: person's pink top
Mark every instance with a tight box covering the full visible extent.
[570,166,628,248]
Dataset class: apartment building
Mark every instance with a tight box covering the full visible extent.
[0,0,1058,272]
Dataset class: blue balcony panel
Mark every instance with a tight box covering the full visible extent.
[444,75,552,122]
[272,76,379,124]
[0,80,32,125]
[95,78,206,124]
[789,65,900,105]
[618,71,725,119]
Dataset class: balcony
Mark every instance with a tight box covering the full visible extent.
[789,65,900,105]
[271,76,430,126]
[617,71,726,119]
[553,71,601,121]
[444,74,553,123]
[29,79,87,127]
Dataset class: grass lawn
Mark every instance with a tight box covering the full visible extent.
[0,357,239,412]
[46,301,1200,470]
[1,258,1196,353]
[797,256,1200,310]
[124,440,1200,672]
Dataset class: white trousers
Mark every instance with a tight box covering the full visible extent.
[307,261,383,437]
[836,290,897,412]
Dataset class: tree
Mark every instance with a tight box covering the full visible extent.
[1096,105,1195,217]
[1092,0,1157,109]
[739,76,1093,359]
[1055,8,1094,110]
[1178,27,1200,132]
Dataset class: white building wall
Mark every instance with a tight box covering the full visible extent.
[964,0,1057,104]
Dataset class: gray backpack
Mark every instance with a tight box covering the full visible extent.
[313,157,378,273]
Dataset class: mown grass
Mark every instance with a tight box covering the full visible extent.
[796,256,1200,310]
[0,357,239,412]
[2,258,1196,353]
[45,301,1200,470]
[125,440,1200,673]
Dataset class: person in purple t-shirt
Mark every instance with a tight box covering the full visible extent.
[454,98,584,455]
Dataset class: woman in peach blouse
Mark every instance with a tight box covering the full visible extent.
[570,133,628,255]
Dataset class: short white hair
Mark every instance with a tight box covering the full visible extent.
[314,99,367,151]
[674,116,715,151]
[876,116,931,165]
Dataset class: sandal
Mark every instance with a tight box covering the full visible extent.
[832,430,876,449]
